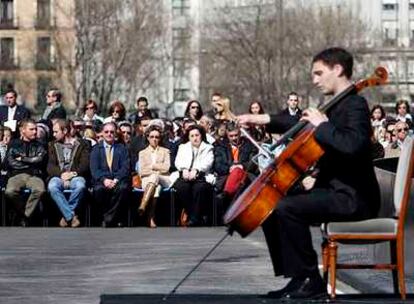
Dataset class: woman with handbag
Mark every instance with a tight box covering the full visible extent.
[171,125,215,226]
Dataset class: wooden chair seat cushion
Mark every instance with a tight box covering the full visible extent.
[323,218,397,236]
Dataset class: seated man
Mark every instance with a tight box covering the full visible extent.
[90,122,130,227]
[47,119,90,227]
[214,122,257,204]
[5,118,47,226]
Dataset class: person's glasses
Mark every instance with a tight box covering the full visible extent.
[397,128,409,133]
[149,135,160,139]
[112,110,121,114]
[104,130,115,134]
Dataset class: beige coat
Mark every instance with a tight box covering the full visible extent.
[138,146,170,178]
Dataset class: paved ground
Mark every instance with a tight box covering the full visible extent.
[0,227,410,304]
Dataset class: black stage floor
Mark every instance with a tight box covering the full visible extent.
[0,227,412,304]
[101,294,414,304]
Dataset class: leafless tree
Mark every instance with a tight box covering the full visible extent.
[55,0,168,114]
[200,1,373,113]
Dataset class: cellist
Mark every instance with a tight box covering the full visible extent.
[237,47,380,299]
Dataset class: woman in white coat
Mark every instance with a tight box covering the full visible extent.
[172,125,215,226]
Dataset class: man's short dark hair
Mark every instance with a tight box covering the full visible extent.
[312,47,353,79]
[226,121,239,133]
[19,118,36,129]
[137,96,148,105]
[49,88,62,102]
[287,92,298,99]
[5,89,17,98]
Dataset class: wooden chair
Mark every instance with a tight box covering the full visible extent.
[322,136,414,300]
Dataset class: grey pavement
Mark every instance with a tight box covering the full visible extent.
[0,227,410,304]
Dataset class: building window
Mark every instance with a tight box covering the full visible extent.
[410,3,414,10]
[173,57,191,76]
[37,76,52,107]
[36,37,53,69]
[382,3,398,11]
[382,21,398,47]
[173,28,191,54]
[173,88,190,101]
[0,37,14,69]
[36,0,51,29]
[0,0,13,28]
[172,0,190,16]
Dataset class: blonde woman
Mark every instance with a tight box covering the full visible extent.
[214,97,236,122]
[138,125,171,228]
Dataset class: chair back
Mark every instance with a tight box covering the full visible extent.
[394,136,414,231]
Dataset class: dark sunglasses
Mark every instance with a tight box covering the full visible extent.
[397,128,409,133]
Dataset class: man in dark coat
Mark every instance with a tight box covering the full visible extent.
[238,47,380,299]
[0,89,30,137]
[90,122,130,227]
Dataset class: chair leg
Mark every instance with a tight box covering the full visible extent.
[328,241,338,299]
[321,240,329,284]
[396,238,406,300]
[390,240,399,295]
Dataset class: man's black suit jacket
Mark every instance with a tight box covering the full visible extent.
[0,105,31,123]
[267,93,380,217]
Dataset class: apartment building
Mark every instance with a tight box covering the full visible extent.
[0,0,75,113]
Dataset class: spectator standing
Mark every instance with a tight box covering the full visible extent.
[0,89,30,136]
[384,121,410,158]
[90,122,130,227]
[248,100,269,142]
[5,119,47,226]
[105,101,126,125]
[395,99,412,128]
[82,99,104,125]
[370,105,386,143]
[128,96,153,124]
[41,89,67,123]
[213,97,236,122]
[184,100,203,122]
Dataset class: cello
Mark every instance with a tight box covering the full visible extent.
[224,67,388,238]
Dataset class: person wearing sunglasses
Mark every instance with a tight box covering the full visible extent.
[90,122,131,227]
[384,121,410,158]
[137,125,171,228]
[105,100,126,124]
[184,100,203,122]
[82,99,103,124]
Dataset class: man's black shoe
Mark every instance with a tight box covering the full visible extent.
[284,275,327,300]
[261,277,304,299]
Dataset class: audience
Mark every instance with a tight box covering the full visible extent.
[0,87,411,228]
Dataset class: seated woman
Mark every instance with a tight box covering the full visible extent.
[171,125,215,226]
[138,125,171,228]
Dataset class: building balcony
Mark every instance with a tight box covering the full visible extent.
[35,59,55,70]
[0,18,18,30]
[34,18,53,30]
[0,59,19,70]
